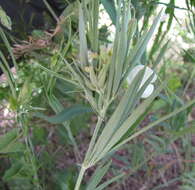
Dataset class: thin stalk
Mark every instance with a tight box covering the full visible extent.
[42,0,59,22]
[183,66,195,96]
[36,63,78,86]
[184,134,192,171]
[17,114,42,190]
[75,105,108,189]
[74,166,86,190]
[84,116,103,163]
[46,94,81,161]
[153,1,191,12]
[0,51,16,84]
[84,103,108,164]
[0,62,16,98]
[26,137,42,190]
[0,28,18,72]
[64,122,82,162]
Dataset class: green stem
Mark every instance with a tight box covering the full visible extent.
[74,166,86,190]
[25,137,42,190]
[84,116,103,162]
[65,123,81,161]
[42,0,59,22]
[0,28,18,72]
[46,94,81,161]
[36,63,78,86]
[183,67,195,96]
[0,62,16,98]
[17,114,42,190]
[84,104,108,164]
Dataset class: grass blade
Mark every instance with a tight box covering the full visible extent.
[79,2,88,66]
[101,0,117,25]
[34,105,92,124]
[109,99,195,155]
[93,82,164,164]
[86,161,112,190]
[123,10,163,81]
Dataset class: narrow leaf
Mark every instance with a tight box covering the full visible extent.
[3,161,23,181]
[0,129,18,151]
[34,105,92,124]
[109,99,195,155]
[79,3,88,65]
[89,68,147,162]
[101,0,117,25]
[86,161,112,190]
[95,173,125,190]
[0,142,25,154]
[0,6,12,30]
[123,10,163,81]
[93,83,164,163]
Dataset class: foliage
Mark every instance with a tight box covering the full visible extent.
[0,0,194,190]
[0,6,12,30]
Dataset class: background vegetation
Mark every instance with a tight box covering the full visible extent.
[0,0,194,189]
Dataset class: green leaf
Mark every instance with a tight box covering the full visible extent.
[60,1,78,20]
[101,0,117,25]
[86,161,112,190]
[35,63,78,86]
[3,161,23,181]
[0,28,18,72]
[95,173,124,190]
[0,129,18,150]
[54,168,77,190]
[165,0,175,31]
[87,0,99,53]
[0,6,12,30]
[112,1,131,95]
[167,75,182,92]
[109,99,195,155]
[171,121,195,138]
[123,10,163,81]
[0,142,25,154]
[34,105,92,124]
[79,2,88,65]
[153,41,169,68]
[151,98,167,111]
[93,83,164,163]
[32,127,48,145]
[0,129,24,153]
[88,68,151,163]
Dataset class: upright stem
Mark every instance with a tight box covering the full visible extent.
[183,67,195,96]
[84,116,103,161]
[47,95,81,161]
[74,100,109,189]
[74,166,86,190]
[17,114,42,190]
[65,123,82,162]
